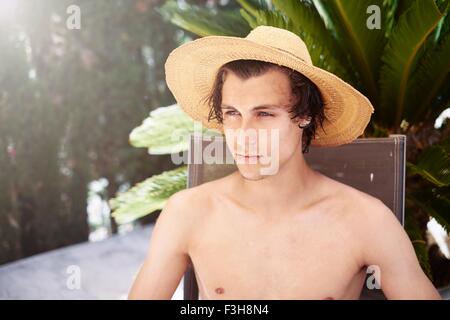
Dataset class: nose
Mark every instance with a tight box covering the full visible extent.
[239,115,253,131]
[238,131,257,146]
[236,118,258,151]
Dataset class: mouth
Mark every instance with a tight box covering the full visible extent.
[235,153,261,159]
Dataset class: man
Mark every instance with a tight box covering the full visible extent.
[128,26,441,300]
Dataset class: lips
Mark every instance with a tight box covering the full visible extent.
[235,153,261,159]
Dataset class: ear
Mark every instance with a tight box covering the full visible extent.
[297,116,312,128]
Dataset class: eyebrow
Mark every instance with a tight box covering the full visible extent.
[221,104,282,111]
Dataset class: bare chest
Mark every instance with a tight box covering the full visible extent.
[188,201,365,300]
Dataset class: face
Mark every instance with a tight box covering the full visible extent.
[221,68,307,180]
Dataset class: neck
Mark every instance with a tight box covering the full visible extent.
[232,147,322,218]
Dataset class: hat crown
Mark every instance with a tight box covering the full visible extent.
[245,26,313,65]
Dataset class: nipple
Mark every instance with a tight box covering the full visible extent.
[215,287,225,294]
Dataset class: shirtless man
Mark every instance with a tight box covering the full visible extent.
[128,27,441,300]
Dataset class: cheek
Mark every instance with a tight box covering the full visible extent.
[222,116,241,129]
[224,130,241,154]
[224,135,234,153]
[269,116,301,144]
[272,127,301,156]
[280,126,302,146]
[256,126,300,158]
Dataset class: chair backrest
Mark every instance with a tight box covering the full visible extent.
[183,134,406,300]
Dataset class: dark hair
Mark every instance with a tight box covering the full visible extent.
[204,59,326,154]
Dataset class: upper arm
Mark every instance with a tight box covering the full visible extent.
[358,198,441,300]
[128,190,194,299]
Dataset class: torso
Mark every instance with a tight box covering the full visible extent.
[186,171,372,300]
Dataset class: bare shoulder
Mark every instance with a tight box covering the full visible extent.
[319,173,397,225]
[164,171,234,220]
[322,175,405,253]
[319,175,406,266]
[158,173,233,255]
[340,182,398,227]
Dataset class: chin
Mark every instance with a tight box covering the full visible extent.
[236,166,267,181]
[240,173,266,181]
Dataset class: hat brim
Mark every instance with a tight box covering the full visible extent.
[165,36,374,147]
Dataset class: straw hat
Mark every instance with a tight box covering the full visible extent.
[165,26,374,147]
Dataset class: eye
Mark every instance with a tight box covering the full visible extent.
[258,111,274,117]
[224,110,240,116]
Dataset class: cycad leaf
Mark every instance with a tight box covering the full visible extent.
[156,0,251,37]
[239,1,355,84]
[430,186,450,232]
[429,77,450,120]
[239,6,292,30]
[433,0,450,43]
[406,136,450,187]
[109,166,187,224]
[407,31,450,123]
[129,104,221,155]
[271,0,356,85]
[319,0,387,102]
[382,0,401,36]
[404,207,433,280]
[379,0,443,127]
[237,0,272,15]
[407,188,450,233]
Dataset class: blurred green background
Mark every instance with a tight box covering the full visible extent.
[0,0,183,262]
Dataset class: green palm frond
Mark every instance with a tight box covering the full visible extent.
[379,0,443,127]
[310,0,336,32]
[430,186,450,232]
[437,0,450,13]
[156,0,251,37]
[404,207,433,280]
[238,0,273,14]
[239,6,292,30]
[271,0,356,84]
[315,0,388,103]
[391,0,415,21]
[409,188,450,233]
[406,136,450,187]
[427,74,450,121]
[382,0,400,37]
[433,0,450,43]
[407,31,450,123]
[110,166,187,224]
[129,104,221,155]
[238,0,355,83]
